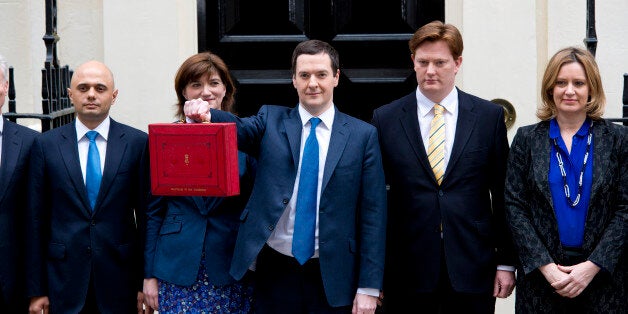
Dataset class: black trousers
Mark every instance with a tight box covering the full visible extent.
[0,284,28,313]
[382,241,495,314]
[254,245,352,314]
[79,275,101,314]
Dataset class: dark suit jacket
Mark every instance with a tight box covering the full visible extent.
[505,119,627,312]
[212,105,387,307]
[372,89,515,295]
[26,119,149,313]
[0,119,38,312]
[144,152,255,286]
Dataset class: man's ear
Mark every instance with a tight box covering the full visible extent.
[112,89,119,104]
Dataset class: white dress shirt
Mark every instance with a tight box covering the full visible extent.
[267,105,334,258]
[416,87,458,170]
[76,117,110,184]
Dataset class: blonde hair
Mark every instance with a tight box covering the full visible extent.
[538,46,605,121]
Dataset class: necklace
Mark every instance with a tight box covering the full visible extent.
[552,120,593,207]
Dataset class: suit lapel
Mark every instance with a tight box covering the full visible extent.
[94,119,125,213]
[581,120,613,249]
[284,107,303,170]
[322,110,350,191]
[0,122,20,203]
[58,122,93,213]
[530,122,553,208]
[589,121,611,201]
[398,96,433,177]
[446,91,478,182]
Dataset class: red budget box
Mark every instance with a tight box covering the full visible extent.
[148,123,240,196]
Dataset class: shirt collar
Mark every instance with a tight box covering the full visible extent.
[416,87,458,118]
[0,114,4,135]
[75,116,111,141]
[298,103,335,130]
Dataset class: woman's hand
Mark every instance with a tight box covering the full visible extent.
[553,261,600,298]
[143,278,160,311]
[539,263,570,286]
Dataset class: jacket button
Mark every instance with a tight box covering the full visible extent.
[91,220,96,226]
[438,190,444,196]
[87,246,92,255]
[282,199,289,204]
[268,225,275,231]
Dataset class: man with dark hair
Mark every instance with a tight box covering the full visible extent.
[184,39,387,314]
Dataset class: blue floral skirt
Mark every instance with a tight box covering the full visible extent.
[158,260,254,313]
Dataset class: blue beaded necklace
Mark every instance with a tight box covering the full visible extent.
[551,120,593,207]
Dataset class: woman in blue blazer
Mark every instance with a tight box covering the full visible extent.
[143,52,256,313]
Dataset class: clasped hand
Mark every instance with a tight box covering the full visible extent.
[183,98,212,122]
[539,261,600,298]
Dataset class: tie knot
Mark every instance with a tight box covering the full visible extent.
[86,131,99,142]
[309,117,321,129]
[433,104,444,115]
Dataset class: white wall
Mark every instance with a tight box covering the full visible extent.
[0,0,197,132]
[101,0,197,131]
[0,0,45,127]
[446,0,627,140]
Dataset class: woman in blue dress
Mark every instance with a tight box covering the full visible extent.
[143,52,256,313]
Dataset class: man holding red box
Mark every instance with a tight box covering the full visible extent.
[185,40,387,314]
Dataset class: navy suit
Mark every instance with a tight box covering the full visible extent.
[144,152,256,286]
[372,89,515,306]
[212,105,387,308]
[26,119,149,313]
[0,119,37,312]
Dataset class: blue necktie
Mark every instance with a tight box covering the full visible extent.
[85,131,102,210]
[292,117,321,265]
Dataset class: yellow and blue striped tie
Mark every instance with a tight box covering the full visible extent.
[428,104,445,185]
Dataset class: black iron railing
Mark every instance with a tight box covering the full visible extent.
[4,0,74,132]
[606,74,628,126]
[584,0,626,125]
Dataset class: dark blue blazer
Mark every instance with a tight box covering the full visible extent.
[26,119,149,313]
[212,105,387,307]
[144,152,256,286]
[372,89,515,294]
[0,119,38,312]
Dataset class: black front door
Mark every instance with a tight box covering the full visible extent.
[198,0,444,121]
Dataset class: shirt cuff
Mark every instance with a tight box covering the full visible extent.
[357,288,380,297]
[497,265,516,272]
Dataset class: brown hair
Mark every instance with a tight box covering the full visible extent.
[174,52,236,119]
[538,46,605,121]
[409,20,463,59]
[291,39,340,75]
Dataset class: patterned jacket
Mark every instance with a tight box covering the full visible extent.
[505,119,627,313]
